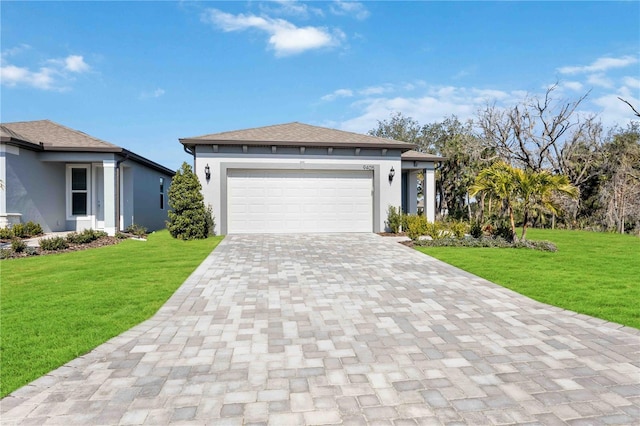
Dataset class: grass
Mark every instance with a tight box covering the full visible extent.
[0,230,223,397]
[416,228,640,329]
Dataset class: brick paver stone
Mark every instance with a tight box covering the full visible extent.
[1,234,639,425]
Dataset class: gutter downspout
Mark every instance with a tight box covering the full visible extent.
[115,153,129,233]
[183,145,195,169]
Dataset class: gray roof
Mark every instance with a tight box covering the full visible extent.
[0,125,38,145]
[180,122,416,150]
[2,120,120,152]
[402,150,446,162]
[1,120,174,175]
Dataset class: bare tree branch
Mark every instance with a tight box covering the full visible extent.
[618,97,640,118]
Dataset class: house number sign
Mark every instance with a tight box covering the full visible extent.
[362,165,375,170]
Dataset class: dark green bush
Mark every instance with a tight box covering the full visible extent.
[386,206,402,233]
[167,162,209,240]
[11,238,27,253]
[205,204,216,237]
[67,229,107,244]
[0,227,13,239]
[493,221,515,242]
[11,223,28,238]
[40,236,69,251]
[470,221,483,239]
[24,221,43,237]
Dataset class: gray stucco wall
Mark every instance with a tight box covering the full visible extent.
[6,148,66,232]
[129,161,172,232]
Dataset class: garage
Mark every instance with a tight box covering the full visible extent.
[227,169,373,233]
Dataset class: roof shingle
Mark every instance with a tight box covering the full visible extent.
[180,122,416,150]
[1,120,120,152]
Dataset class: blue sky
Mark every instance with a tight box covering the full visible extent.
[2,1,639,171]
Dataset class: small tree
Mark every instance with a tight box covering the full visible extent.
[167,162,210,240]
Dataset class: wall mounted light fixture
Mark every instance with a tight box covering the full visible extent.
[204,164,211,181]
[388,167,395,183]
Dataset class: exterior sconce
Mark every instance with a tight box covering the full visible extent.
[204,164,211,181]
[388,167,395,183]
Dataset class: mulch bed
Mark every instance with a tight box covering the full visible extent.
[1,236,122,259]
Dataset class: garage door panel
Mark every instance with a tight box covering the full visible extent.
[227,169,373,233]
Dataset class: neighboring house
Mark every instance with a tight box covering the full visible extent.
[0,120,174,235]
[180,122,444,234]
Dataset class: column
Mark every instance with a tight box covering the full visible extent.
[103,160,116,236]
[425,164,436,223]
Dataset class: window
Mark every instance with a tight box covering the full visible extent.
[71,167,88,215]
[160,177,165,209]
[66,165,90,218]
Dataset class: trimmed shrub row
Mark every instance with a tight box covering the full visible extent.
[0,221,43,239]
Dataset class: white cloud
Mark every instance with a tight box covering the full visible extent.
[330,1,370,20]
[563,81,584,92]
[1,49,90,91]
[0,64,56,90]
[359,85,393,96]
[321,88,353,101]
[140,88,166,99]
[262,1,324,18]
[623,76,640,90]
[593,92,640,127]
[587,73,614,88]
[64,55,90,73]
[558,55,638,74]
[201,8,343,56]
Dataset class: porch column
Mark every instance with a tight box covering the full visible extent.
[424,164,436,222]
[407,170,420,215]
[103,160,117,236]
[0,145,7,226]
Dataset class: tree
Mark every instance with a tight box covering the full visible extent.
[167,162,211,240]
[470,162,578,240]
[513,169,579,240]
[476,85,590,172]
[470,162,520,240]
[598,123,640,233]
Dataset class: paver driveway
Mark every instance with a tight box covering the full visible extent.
[2,234,639,425]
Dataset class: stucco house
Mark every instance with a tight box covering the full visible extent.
[0,120,174,235]
[180,122,444,234]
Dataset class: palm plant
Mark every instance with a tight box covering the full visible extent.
[471,162,579,241]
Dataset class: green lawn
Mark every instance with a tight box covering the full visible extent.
[0,230,223,397]
[416,229,640,329]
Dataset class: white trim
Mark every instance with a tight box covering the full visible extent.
[66,164,92,220]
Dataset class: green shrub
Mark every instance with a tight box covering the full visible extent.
[448,221,468,239]
[125,224,147,238]
[414,236,557,252]
[424,221,445,240]
[67,229,106,244]
[0,227,13,239]
[470,221,483,239]
[11,223,28,238]
[115,232,128,239]
[205,204,216,237]
[11,238,27,253]
[493,221,515,242]
[24,221,43,237]
[167,162,209,240]
[405,215,429,241]
[40,236,69,251]
[0,248,12,259]
[386,206,402,233]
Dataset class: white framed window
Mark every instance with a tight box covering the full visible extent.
[66,164,91,218]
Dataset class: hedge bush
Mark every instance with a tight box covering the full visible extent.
[40,237,69,251]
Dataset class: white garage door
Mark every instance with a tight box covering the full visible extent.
[227,169,373,233]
